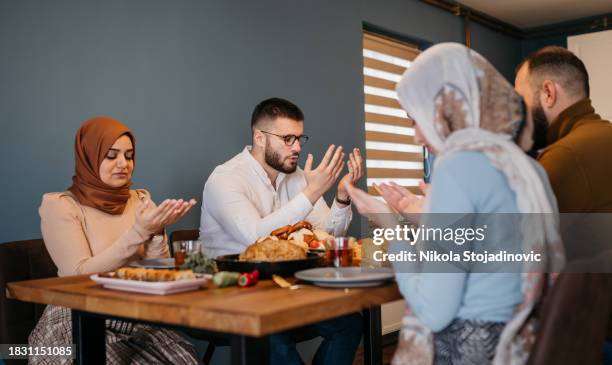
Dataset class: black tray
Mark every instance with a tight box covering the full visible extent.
[215,252,324,279]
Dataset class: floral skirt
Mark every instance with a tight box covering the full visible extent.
[28,305,198,365]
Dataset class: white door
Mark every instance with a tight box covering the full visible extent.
[568,29,612,121]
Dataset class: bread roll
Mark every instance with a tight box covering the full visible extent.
[239,238,307,261]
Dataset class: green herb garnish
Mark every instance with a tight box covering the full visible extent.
[180,251,217,274]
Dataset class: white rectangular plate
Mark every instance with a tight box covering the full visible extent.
[90,274,211,295]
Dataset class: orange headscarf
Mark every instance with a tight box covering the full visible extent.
[68,116,135,215]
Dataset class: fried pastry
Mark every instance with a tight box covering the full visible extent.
[114,267,195,281]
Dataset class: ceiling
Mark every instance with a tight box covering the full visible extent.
[457,0,612,29]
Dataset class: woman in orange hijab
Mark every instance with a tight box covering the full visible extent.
[29,116,198,364]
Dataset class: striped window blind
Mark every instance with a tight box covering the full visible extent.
[362,32,423,196]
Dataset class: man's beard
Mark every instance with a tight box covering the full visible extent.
[264,143,298,174]
[531,99,549,153]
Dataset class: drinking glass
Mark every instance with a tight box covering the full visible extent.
[325,237,353,267]
[172,240,202,268]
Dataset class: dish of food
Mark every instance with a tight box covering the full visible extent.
[215,253,324,279]
[91,267,210,295]
[240,237,307,262]
[217,221,332,278]
[269,220,312,240]
[268,220,334,251]
[100,267,197,281]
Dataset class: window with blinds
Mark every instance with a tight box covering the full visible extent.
[362,32,423,196]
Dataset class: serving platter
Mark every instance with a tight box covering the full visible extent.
[90,274,210,295]
[215,252,324,279]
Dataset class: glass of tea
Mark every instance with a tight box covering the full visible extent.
[325,237,353,268]
[172,240,202,269]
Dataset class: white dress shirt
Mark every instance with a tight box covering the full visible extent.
[200,146,352,258]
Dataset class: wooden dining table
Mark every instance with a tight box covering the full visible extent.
[7,274,402,365]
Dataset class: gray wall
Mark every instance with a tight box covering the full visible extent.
[362,0,523,80]
[522,35,567,58]
[0,0,522,244]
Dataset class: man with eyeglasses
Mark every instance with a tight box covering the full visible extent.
[200,97,362,258]
[199,97,363,365]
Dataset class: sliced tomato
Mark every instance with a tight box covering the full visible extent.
[308,240,321,249]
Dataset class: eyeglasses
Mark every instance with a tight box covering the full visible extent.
[260,130,309,146]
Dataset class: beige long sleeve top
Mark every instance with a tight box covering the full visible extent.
[39,189,169,277]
